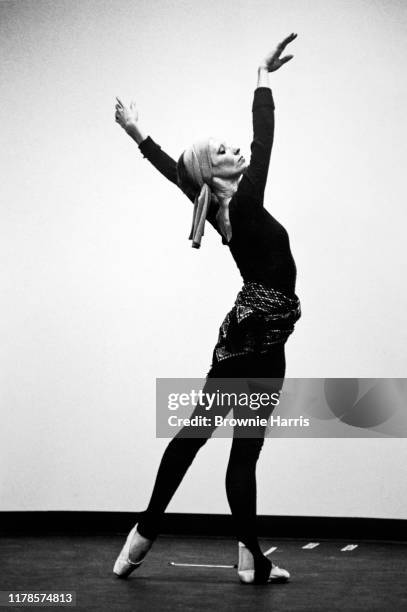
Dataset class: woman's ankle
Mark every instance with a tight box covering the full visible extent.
[237,543,272,584]
[128,525,154,563]
[136,519,157,541]
[253,555,272,584]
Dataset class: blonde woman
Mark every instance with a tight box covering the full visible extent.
[114,33,301,585]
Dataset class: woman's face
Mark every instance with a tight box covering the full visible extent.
[209,138,248,180]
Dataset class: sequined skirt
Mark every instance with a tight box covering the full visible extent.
[213,281,301,363]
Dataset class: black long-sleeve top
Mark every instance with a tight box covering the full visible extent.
[138,87,297,296]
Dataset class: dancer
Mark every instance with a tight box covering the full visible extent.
[113,33,301,585]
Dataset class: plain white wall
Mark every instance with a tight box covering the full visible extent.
[1,0,407,518]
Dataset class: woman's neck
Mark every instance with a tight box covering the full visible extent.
[214,192,234,243]
[212,176,240,201]
[211,175,241,242]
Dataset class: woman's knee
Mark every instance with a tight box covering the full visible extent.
[169,434,209,454]
[229,436,265,463]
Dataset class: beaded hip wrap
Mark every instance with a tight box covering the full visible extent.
[214,281,301,363]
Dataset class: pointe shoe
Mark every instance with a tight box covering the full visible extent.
[237,541,290,585]
[267,563,290,583]
[113,523,152,578]
[237,542,255,584]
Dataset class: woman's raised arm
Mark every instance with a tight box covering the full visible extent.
[115,97,179,186]
[238,33,298,203]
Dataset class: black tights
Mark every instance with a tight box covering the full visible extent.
[137,343,286,567]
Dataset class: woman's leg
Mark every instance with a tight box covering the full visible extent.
[226,437,266,555]
[137,436,208,539]
[137,356,230,540]
[224,344,286,582]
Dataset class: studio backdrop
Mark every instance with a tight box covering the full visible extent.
[1,0,406,520]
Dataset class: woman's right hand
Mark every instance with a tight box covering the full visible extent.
[115,97,139,131]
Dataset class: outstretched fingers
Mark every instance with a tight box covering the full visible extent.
[279,54,294,66]
[278,32,297,51]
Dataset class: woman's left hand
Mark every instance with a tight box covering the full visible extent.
[261,33,298,72]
